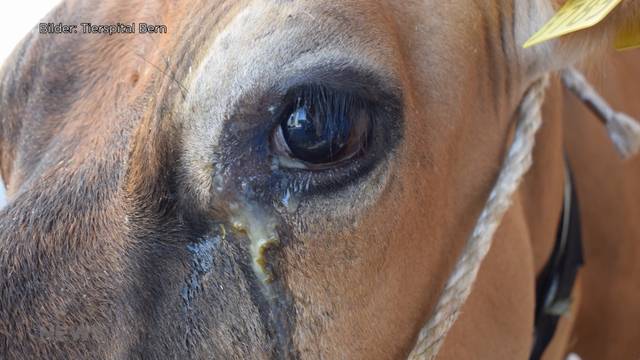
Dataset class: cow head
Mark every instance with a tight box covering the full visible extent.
[0,1,637,359]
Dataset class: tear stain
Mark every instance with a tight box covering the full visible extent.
[181,232,222,310]
[280,188,301,214]
[229,202,280,287]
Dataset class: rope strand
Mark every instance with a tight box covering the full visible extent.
[407,76,550,360]
[561,67,640,159]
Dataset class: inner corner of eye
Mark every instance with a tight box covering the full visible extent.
[270,87,371,167]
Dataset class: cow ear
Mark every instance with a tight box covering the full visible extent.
[517,0,640,76]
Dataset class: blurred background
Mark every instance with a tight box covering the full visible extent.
[0,1,61,207]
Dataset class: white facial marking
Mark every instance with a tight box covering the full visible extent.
[514,0,557,77]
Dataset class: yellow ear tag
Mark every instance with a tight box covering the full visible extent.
[614,19,640,50]
[523,0,623,48]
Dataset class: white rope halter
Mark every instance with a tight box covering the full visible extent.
[407,75,550,360]
[407,68,640,359]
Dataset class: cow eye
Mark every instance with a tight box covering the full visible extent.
[273,86,371,166]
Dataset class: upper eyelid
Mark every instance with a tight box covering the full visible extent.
[219,64,402,137]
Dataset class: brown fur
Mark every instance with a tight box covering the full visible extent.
[0,1,638,359]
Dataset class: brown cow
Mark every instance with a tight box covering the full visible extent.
[0,1,639,359]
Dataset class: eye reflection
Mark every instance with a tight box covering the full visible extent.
[275,86,370,165]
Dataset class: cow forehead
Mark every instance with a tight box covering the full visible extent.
[178,0,495,148]
[177,0,556,124]
[182,0,401,135]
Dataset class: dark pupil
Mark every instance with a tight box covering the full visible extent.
[281,93,355,164]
